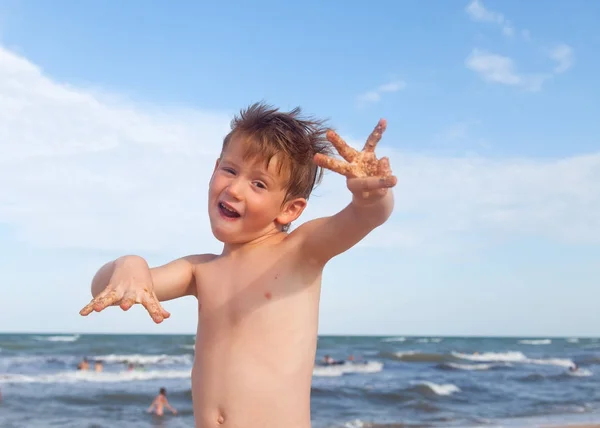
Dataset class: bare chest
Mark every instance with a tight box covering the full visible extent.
[194,254,321,330]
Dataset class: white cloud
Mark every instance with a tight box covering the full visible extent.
[1,44,600,258]
[549,43,574,74]
[357,79,406,104]
[465,49,550,91]
[465,0,515,38]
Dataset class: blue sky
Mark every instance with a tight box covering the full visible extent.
[0,0,598,336]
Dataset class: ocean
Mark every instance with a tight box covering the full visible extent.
[0,334,599,427]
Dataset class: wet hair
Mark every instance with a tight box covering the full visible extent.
[159,388,166,395]
[221,102,333,231]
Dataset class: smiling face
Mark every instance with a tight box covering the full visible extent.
[208,134,308,246]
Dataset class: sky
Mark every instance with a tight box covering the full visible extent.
[0,0,599,337]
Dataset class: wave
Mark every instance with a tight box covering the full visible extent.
[93,354,193,365]
[381,337,405,342]
[519,339,552,345]
[409,381,460,396]
[567,368,593,377]
[392,351,448,363]
[312,361,383,377]
[452,351,574,368]
[440,362,504,371]
[388,350,574,369]
[0,353,193,369]
[34,335,80,343]
[0,369,191,384]
[518,368,593,382]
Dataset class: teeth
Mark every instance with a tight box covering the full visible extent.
[220,203,237,214]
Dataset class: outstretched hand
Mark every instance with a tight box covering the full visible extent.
[313,119,397,201]
[79,272,170,324]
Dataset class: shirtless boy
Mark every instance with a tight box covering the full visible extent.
[147,387,178,416]
[80,102,397,427]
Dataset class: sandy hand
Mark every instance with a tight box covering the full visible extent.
[79,262,170,324]
[314,119,397,197]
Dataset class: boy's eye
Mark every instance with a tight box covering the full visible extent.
[222,167,235,175]
[253,181,267,189]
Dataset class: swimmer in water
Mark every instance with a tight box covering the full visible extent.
[80,103,396,428]
[77,357,89,371]
[147,387,177,416]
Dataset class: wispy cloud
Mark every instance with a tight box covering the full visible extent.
[465,0,515,37]
[549,43,574,74]
[465,49,549,91]
[357,79,406,104]
[1,44,599,257]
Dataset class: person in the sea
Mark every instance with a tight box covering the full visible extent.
[79,102,397,428]
[94,360,103,372]
[77,357,89,371]
[147,387,177,416]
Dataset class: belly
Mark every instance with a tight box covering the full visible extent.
[191,342,314,428]
[191,272,322,427]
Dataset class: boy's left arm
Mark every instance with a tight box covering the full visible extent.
[294,119,397,264]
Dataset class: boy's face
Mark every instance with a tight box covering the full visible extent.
[208,135,307,245]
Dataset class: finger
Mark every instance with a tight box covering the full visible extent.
[378,157,393,177]
[93,288,123,312]
[119,293,137,311]
[152,291,171,319]
[347,175,397,194]
[314,154,357,178]
[326,130,359,162]
[79,300,96,316]
[362,119,387,153]
[141,294,166,323]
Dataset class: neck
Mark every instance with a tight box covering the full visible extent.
[220,228,286,257]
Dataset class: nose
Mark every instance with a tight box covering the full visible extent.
[225,177,244,200]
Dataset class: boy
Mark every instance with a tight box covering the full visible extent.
[147,387,178,416]
[80,102,397,427]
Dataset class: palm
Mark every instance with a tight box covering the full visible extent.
[314,119,395,183]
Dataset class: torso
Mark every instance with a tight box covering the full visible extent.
[191,236,323,428]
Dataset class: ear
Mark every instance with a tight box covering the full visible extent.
[276,197,307,226]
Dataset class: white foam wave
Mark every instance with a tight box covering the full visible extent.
[518,339,551,345]
[567,338,579,343]
[180,345,195,350]
[94,354,193,365]
[312,361,383,377]
[411,381,460,396]
[382,337,405,342]
[446,362,497,371]
[343,420,366,428]
[394,350,419,357]
[453,351,527,362]
[0,369,191,384]
[35,335,80,343]
[344,420,366,428]
[568,368,593,377]
[452,351,573,368]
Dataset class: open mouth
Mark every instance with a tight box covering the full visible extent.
[218,202,241,219]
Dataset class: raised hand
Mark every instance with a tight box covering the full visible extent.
[314,119,397,198]
[79,259,170,324]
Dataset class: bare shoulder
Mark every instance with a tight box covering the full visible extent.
[183,253,218,265]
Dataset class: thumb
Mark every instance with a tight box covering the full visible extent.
[347,176,397,194]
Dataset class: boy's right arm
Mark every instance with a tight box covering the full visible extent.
[80,254,208,323]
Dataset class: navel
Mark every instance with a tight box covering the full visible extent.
[217,409,226,424]
[264,291,272,300]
